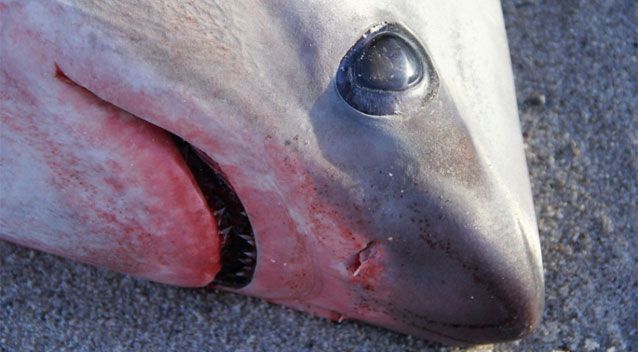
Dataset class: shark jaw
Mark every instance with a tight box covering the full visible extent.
[172,136,257,288]
[55,64,258,288]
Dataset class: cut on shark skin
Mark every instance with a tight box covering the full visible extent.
[0,0,544,345]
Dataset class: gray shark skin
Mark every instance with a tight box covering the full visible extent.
[0,0,544,345]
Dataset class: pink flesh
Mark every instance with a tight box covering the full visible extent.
[0,8,221,286]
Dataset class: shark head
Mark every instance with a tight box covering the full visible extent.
[0,0,543,345]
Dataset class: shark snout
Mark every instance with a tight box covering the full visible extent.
[357,184,544,344]
[304,67,543,343]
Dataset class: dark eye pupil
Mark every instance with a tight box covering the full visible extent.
[336,23,438,116]
[353,34,422,91]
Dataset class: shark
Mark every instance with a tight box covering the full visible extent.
[0,0,544,345]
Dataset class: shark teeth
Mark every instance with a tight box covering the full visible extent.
[239,257,254,265]
[172,135,257,289]
[238,233,255,246]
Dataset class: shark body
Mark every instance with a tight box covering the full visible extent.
[0,0,544,345]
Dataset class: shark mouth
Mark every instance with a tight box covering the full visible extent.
[55,65,257,289]
[173,136,257,288]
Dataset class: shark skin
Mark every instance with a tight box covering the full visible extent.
[0,0,544,346]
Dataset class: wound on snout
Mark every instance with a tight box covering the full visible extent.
[347,240,378,277]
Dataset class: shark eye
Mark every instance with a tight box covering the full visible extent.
[353,33,422,91]
[336,23,438,116]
